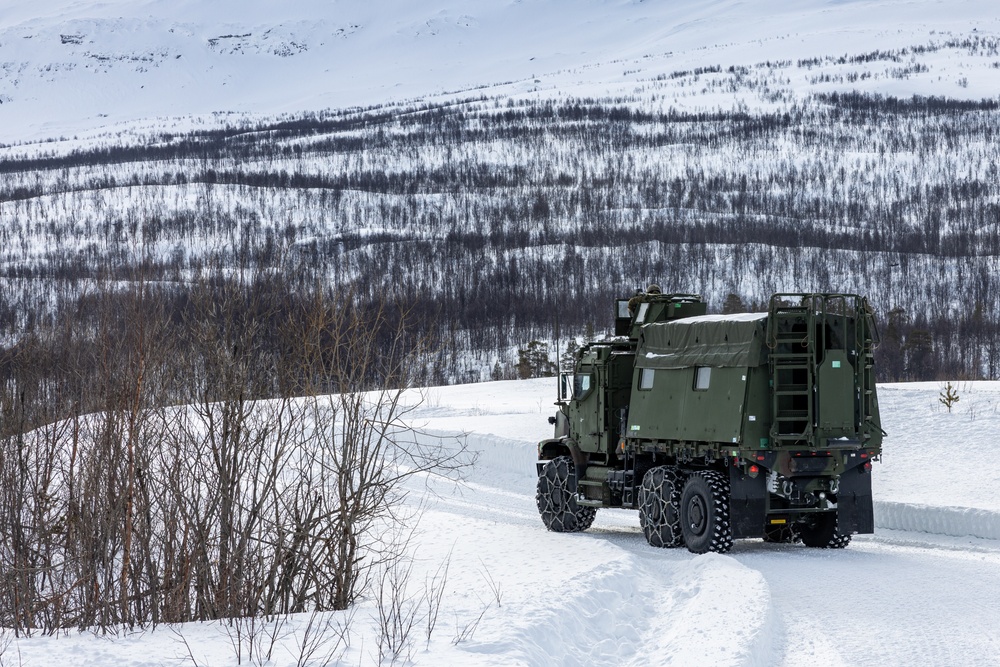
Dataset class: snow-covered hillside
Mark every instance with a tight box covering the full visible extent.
[2,0,999,141]
[3,0,1000,386]
[4,379,1000,666]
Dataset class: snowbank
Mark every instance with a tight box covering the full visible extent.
[875,502,1000,541]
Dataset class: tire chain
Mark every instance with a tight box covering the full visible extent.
[535,455,596,532]
[826,532,851,548]
[638,466,686,548]
[823,521,852,548]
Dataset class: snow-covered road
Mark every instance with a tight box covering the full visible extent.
[400,379,1000,667]
[752,532,1000,667]
[415,450,1000,667]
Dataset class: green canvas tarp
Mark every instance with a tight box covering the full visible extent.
[637,313,769,369]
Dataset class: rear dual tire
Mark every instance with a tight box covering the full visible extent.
[798,513,851,548]
[679,471,734,554]
[640,467,734,554]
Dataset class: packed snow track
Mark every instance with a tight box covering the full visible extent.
[403,379,1000,667]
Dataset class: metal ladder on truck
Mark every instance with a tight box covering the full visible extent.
[767,295,817,446]
[767,294,877,446]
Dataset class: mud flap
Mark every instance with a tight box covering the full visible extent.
[729,468,767,539]
[837,466,874,534]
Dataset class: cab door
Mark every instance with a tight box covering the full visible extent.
[568,364,600,454]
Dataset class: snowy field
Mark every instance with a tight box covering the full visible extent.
[2,0,1000,141]
[5,378,1000,666]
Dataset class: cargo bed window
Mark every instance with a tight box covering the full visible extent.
[639,368,654,390]
[694,366,711,391]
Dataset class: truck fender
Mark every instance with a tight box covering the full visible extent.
[536,438,589,491]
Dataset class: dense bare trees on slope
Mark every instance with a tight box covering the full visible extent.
[0,272,469,633]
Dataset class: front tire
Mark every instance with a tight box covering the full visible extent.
[680,471,733,554]
[638,466,686,548]
[536,456,597,532]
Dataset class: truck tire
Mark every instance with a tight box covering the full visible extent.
[798,513,851,548]
[536,456,597,532]
[638,466,686,548]
[680,471,734,554]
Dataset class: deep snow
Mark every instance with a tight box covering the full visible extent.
[4,378,1000,666]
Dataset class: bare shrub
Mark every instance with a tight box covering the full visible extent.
[424,550,452,649]
[292,609,353,667]
[373,559,420,665]
[0,272,470,633]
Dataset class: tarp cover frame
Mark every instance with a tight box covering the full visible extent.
[637,313,769,369]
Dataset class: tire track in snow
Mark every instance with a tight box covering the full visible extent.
[457,552,775,667]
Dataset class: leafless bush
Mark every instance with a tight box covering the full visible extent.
[286,287,472,612]
[373,559,420,665]
[0,272,471,633]
[452,604,490,646]
[224,613,287,666]
[0,628,18,667]
[292,609,353,667]
[424,550,452,649]
[479,562,503,609]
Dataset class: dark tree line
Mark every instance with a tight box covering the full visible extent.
[2,90,1000,384]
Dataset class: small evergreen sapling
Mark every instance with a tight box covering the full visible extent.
[939,382,960,413]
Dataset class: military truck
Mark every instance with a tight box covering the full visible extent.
[535,291,882,553]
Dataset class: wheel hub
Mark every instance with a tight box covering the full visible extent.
[688,496,707,535]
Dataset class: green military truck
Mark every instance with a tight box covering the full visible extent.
[535,291,882,553]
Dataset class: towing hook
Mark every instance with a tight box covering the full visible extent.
[548,415,557,425]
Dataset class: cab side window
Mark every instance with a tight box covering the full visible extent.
[636,302,650,323]
[639,368,655,390]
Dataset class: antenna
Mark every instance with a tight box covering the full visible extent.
[554,311,562,399]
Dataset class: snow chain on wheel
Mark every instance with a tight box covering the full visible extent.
[679,470,733,554]
[798,513,851,549]
[638,466,686,548]
[536,455,597,532]
[762,524,798,544]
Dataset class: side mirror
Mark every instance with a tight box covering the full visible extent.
[559,372,574,402]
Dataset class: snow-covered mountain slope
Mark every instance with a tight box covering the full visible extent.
[2,0,998,141]
[4,378,1000,666]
